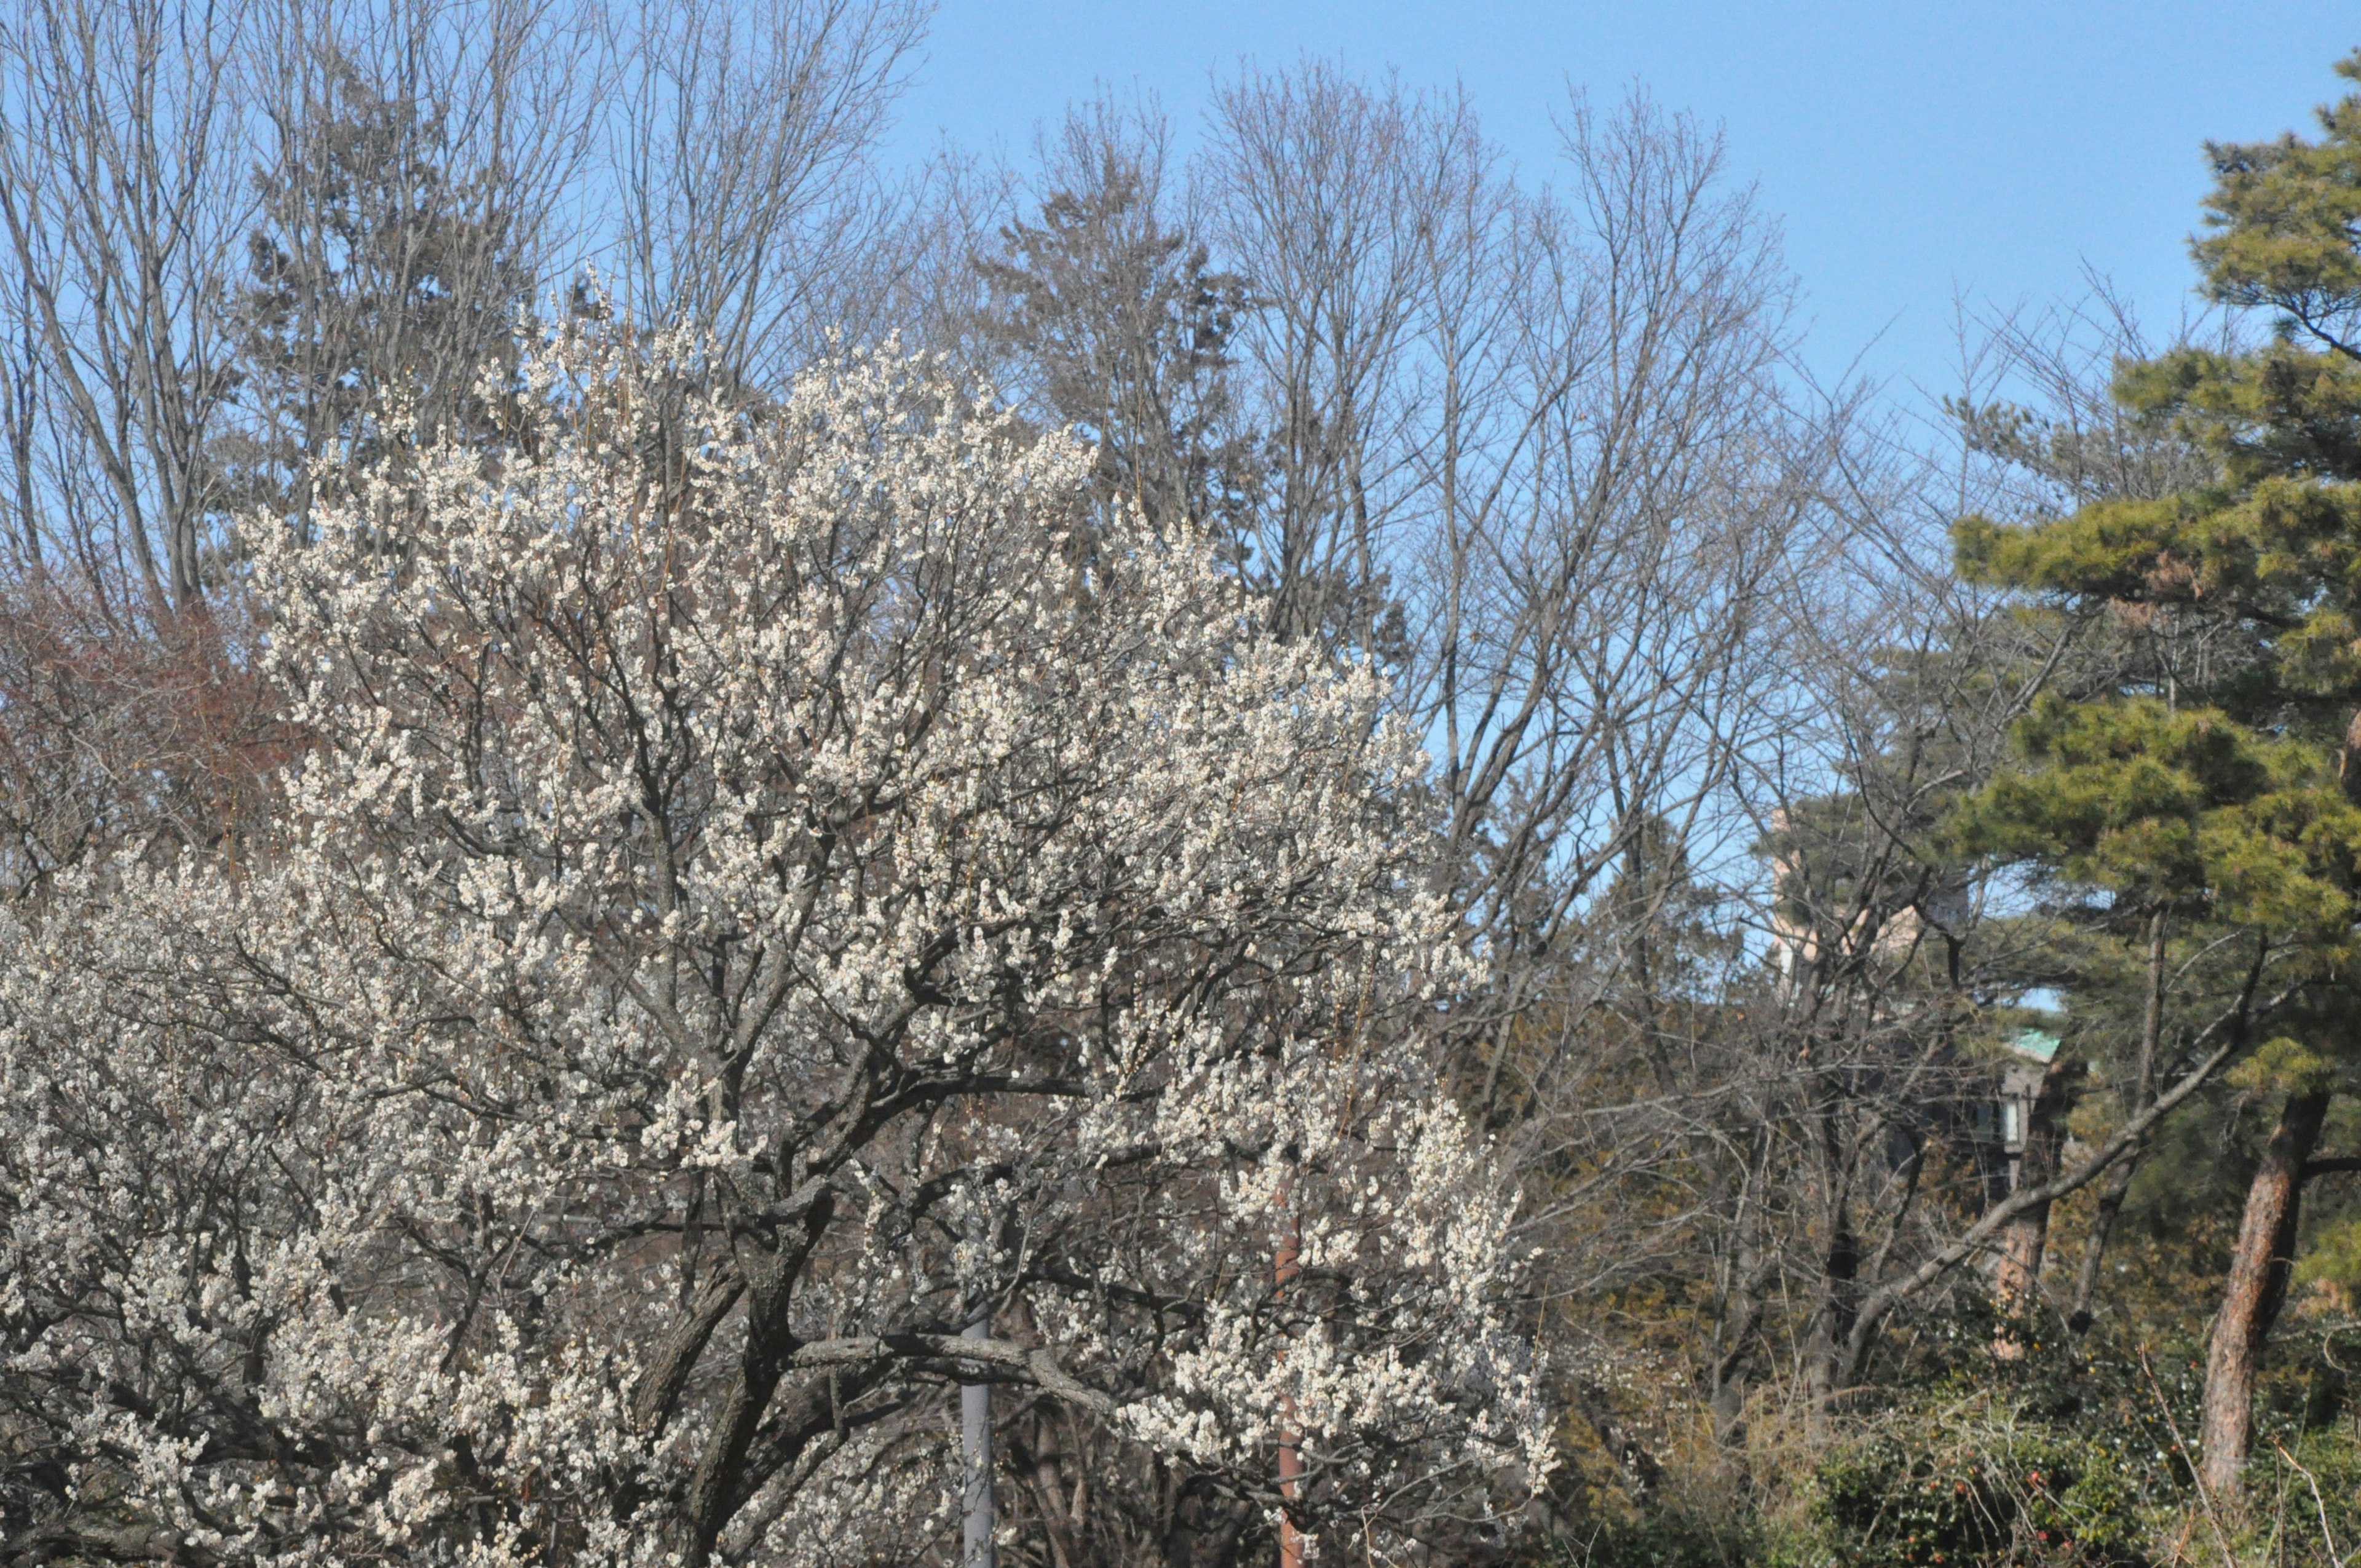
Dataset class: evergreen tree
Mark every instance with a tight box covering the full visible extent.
[974,138,1262,554]
[218,49,536,528]
[1953,51,2361,1505]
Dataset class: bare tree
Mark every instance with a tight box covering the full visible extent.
[0,0,259,614]
[606,0,928,390]
[948,71,1845,1554]
[1406,91,1809,1053]
[1194,62,1440,654]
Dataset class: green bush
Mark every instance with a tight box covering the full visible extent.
[1810,1398,2159,1568]
[1543,1502,1766,1568]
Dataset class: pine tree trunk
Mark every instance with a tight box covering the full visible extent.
[2197,1088,2330,1504]
[2070,911,2167,1334]
[2065,1165,2136,1333]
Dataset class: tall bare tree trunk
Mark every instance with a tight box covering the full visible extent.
[2070,910,2168,1332]
[1803,1202,1861,1432]
[1707,1230,1768,1445]
[2198,1088,2330,1505]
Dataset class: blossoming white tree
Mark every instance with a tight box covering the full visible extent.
[0,328,1548,1567]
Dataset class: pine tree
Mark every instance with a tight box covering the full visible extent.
[1953,51,2361,1506]
[974,143,1261,553]
[218,50,536,529]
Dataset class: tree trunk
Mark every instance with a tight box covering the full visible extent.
[2198,1088,2330,1505]
[684,1255,797,1567]
[682,1192,833,1567]
[1016,1409,1084,1568]
[2071,911,2167,1333]
[1707,1249,1766,1445]
[2065,1163,2137,1334]
[1803,1205,1861,1429]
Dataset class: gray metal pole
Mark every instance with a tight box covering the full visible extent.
[961,1317,995,1568]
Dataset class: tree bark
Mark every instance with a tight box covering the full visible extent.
[1707,1237,1768,1445]
[683,1192,834,1567]
[1014,1409,1085,1568]
[2198,1088,2330,1505]
[1803,1203,1861,1429]
[2065,1163,2137,1334]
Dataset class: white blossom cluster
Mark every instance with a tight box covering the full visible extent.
[0,327,1549,1565]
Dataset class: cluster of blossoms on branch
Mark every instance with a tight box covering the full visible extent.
[0,325,1549,1566]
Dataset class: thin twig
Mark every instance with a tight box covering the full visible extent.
[2275,1443,2345,1568]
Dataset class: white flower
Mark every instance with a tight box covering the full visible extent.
[0,324,1544,1567]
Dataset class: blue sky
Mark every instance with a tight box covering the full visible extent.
[885,1,2357,395]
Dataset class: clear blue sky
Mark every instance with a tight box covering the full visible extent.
[885,1,2357,394]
